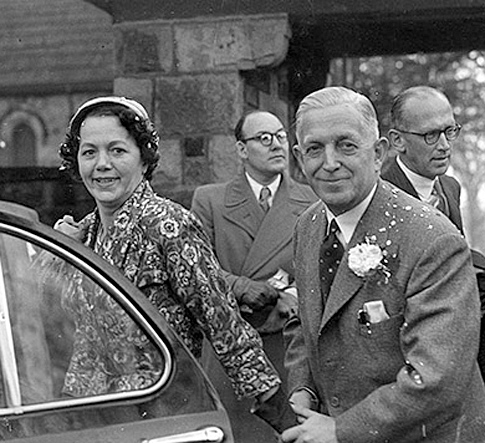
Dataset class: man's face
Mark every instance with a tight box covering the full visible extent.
[237,112,288,183]
[294,104,386,215]
[396,94,456,179]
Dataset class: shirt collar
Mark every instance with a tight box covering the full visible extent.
[245,172,282,204]
[325,183,378,247]
[396,155,435,201]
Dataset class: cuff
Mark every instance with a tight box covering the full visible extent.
[251,386,298,434]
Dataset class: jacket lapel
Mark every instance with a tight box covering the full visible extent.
[319,182,391,332]
[299,202,327,338]
[223,173,264,240]
[439,176,463,232]
[241,175,302,276]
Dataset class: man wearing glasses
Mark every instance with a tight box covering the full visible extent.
[191,110,316,443]
[383,86,462,229]
[383,85,485,377]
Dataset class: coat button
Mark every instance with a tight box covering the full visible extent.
[330,396,340,408]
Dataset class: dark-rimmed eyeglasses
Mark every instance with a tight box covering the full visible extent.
[241,130,288,147]
[396,124,461,145]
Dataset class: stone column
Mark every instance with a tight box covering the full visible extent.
[112,13,291,207]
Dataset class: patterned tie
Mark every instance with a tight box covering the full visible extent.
[259,186,271,213]
[429,180,449,216]
[319,219,344,303]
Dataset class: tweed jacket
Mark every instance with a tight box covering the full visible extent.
[284,180,485,443]
[381,155,463,232]
[191,171,317,287]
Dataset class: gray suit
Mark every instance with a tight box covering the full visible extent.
[284,180,485,442]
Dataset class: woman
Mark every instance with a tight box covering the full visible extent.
[49,96,293,430]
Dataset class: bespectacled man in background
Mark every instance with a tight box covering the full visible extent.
[191,110,317,443]
[383,85,485,376]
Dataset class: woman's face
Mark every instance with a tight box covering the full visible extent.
[77,115,146,213]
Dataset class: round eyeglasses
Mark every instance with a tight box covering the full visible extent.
[396,124,461,145]
[241,130,288,147]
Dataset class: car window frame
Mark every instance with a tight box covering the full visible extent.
[0,216,174,416]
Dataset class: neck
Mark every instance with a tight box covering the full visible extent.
[245,168,281,186]
[97,206,118,231]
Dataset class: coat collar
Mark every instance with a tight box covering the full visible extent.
[223,171,313,277]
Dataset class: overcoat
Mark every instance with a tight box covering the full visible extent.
[284,180,485,443]
[192,171,317,288]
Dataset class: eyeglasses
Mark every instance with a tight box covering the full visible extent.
[396,124,461,145]
[241,130,288,147]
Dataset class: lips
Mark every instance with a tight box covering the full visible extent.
[93,177,118,186]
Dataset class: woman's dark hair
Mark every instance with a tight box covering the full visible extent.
[59,102,160,181]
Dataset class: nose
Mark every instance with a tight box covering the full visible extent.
[437,132,451,151]
[322,145,341,171]
[270,135,285,150]
[95,150,112,169]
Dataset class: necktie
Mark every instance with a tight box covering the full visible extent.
[429,181,449,216]
[259,186,271,213]
[319,219,344,303]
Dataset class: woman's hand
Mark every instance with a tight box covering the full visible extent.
[54,215,85,241]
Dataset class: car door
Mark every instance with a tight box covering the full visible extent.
[0,203,233,443]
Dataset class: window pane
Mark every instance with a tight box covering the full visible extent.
[0,232,165,407]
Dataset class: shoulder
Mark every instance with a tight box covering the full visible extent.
[139,194,204,240]
[373,180,462,241]
[296,199,325,230]
[192,181,230,202]
[440,174,461,192]
[286,176,319,203]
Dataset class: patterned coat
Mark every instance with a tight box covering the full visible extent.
[39,180,280,398]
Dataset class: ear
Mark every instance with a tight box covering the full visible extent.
[374,137,389,170]
[292,144,306,174]
[388,129,405,154]
[236,140,248,160]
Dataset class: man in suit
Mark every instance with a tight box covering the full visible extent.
[383,85,485,376]
[282,86,485,443]
[191,110,317,442]
[382,86,463,229]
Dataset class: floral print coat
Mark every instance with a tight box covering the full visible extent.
[40,181,280,399]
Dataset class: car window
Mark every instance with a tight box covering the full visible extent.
[0,226,222,440]
[0,231,166,408]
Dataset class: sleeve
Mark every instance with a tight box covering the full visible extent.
[160,210,281,399]
[283,222,319,401]
[191,187,254,304]
[190,187,215,246]
[335,232,482,443]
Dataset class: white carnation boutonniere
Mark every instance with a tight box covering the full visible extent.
[348,236,391,284]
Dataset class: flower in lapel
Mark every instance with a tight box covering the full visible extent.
[348,235,390,283]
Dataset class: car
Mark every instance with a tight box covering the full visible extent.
[0,201,233,443]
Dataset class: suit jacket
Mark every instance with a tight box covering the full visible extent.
[284,180,485,443]
[191,172,317,284]
[381,155,463,231]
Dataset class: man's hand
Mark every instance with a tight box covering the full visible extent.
[240,281,279,311]
[289,390,318,423]
[281,404,337,443]
[258,290,298,334]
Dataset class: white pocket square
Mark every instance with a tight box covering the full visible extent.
[363,300,390,324]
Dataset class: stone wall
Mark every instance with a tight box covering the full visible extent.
[112,14,292,207]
